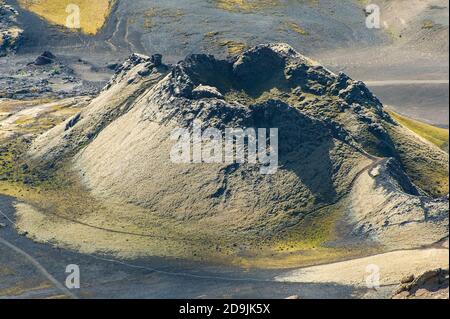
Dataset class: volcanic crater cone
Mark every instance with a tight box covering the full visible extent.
[28,44,448,251]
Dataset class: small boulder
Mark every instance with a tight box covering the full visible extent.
[107,63,119,71]
[286,295,301,299]
[192,84,223,99]
[35,51,56,66]
[138,66,152,77]
[41,51,56,59]
[151,54,163,67]
[401,274,415,284]
[392,269,449,299]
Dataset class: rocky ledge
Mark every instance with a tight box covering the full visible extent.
[0,1,23,56]
[392,269,449,299]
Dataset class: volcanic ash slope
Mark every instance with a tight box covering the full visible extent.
[29,44,449,247]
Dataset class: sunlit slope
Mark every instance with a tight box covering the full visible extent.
[388,109,449,152]
[17,0,113,35]
[215,0,279,12]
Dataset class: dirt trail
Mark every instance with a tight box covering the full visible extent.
[0,236,78,299]
[276,249,449,288]
[0,195,358,299]
[0,203,77,299]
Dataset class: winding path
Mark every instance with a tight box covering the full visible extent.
[0,205,77,299]
[0,236,78,299]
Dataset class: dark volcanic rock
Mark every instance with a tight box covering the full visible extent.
[41,51,56,59]
[0,1,23,56]
[151,54,163,67]
[107,63,120,71]
[393,269,449,299]
[192,84,224,99]
[0,53,100,100]
[34,51,56,65]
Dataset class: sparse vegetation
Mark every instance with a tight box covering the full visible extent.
[282,21,309,36]
[388,109,449,152]
[422,19,435,29]
[0,98,84,189]
[386,122,449,197]
[219,40,247,56]
[142,7,185,30]
[17,0,114,35]
[203,30,247,57]
[214,0,280,13]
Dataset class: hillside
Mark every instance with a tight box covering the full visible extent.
[0,0,449,302]
[371,0,449,53]
[16,0,114,35]
[8,0,386,61]
[19,44,448,261]
[388,109,449,152]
